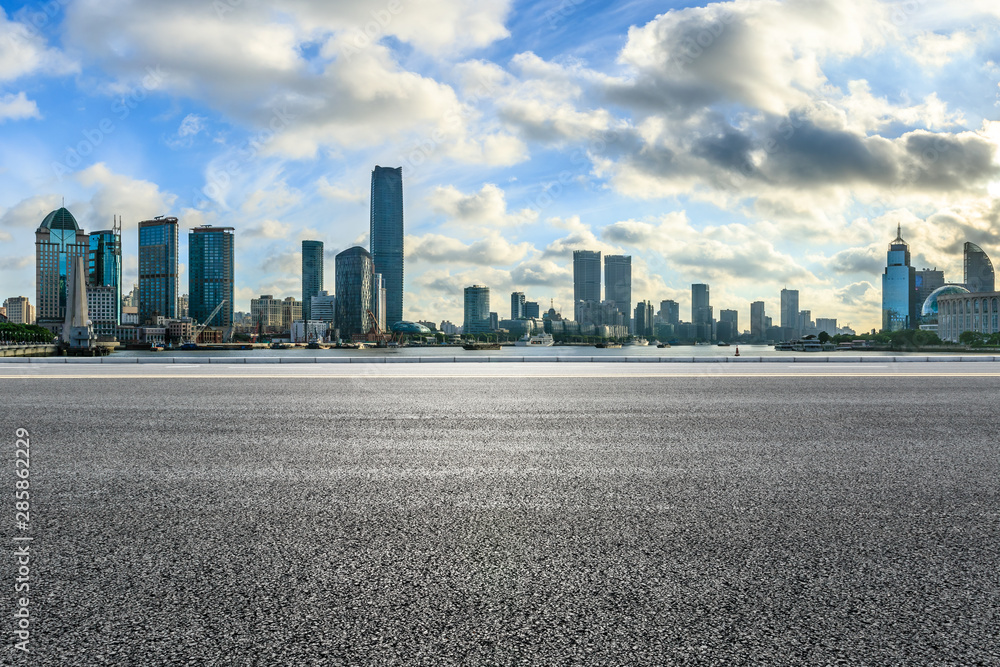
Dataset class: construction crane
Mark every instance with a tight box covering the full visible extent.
[365,309,390,345]
[182,299,227,348]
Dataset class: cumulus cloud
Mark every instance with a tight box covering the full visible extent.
[0,8,78,83]
[74,163,177,229]
[244,219,293,239]
[0,92,39,122]
[62,0,522,164]
[429,183,537,228]
[407,232,531,266]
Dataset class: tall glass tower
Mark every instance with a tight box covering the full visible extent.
[370,166,404,326]
[881,224,916,331]
[964,242,995,293]
[464,285,491,335]
[302,240,324,321]
[780,288,799,334]
[335,246,374,339]
[139,217,179,324]
[189,225,234,327]
[604,255,632,327]
[35,207,89,331]
[89,219,122,327]
[573,250,601,303]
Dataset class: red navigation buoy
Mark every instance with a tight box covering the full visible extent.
[734,346,740,356]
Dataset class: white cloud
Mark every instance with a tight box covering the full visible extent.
[429,183,537,228]
[244,219,293,240]
[0,8,77,83]
[407,232,531,266]
[0,91,39,121]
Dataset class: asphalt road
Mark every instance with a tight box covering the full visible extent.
[1,370,998,665]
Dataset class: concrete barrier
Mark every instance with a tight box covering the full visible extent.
[3,354,999,365]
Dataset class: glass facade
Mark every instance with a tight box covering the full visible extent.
[301,240,324,321]
[511,291,525,320]
[370,166,404,326]
[881,226,916,331]
[464,285,491,334]
[189,226,235,327]
[573,250,601,303]
[335,246,374,338]
[964,242,995,293]
[89,228,122,327]
[139,218,179,323]
[35,207,89,327]
[604,255,632,329]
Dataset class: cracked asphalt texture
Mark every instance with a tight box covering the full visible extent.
[2,375,998,665]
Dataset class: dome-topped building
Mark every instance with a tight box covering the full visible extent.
[37,207,82,232]
[920,284,970,327]
[35,207,89,333]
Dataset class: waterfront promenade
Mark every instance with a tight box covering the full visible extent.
[1,365,997,664]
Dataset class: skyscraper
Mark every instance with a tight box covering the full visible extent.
[964,242,995,293]
[633,300,654,337]
[189,225,235,327]
[36,207,89,332]
[463,285,491,335]
[301,240,324,321]
[138,217,179,324]
[370,166,404,326]
[335,246,374,339]
[89,220,122,330]
[573,250,601,303]
[524,301,540,319]
[720,309,738,331]
[915,268,944,320]
[659,300,679,325]
[511,291,526,319]
[881,225,916,331]
[604,255,632,328]
[780,288,799,334]
[750,301,766,341]
[691,284,711,324]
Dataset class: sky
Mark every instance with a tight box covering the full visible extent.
[1,0,999,332]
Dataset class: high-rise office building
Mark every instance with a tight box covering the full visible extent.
[88,219,122,329]
[719,309,738,339]
[799,310,814,336]
[915,268,944,320]
[691,284,711,325]
[750,301,766,341]
[780,288,799,333]
[524,301,540,319]
[301,240,324,322]
[881,225,916,331]
[251,295,284,331]
[511,291,526,319]
[604,255,632,328]
[138,217,179,324]
[633,300,654,337]
[310,291,336,324]
[573,250,601,303]
[659,300,679,325]
[463,285,491,335]
[189,225,234,327]
[816,318,837,335]
[370,166,404,326]
[35,207,89,332]
[335,246,374,339]
[964,242,995,293]
[3,297,34,325]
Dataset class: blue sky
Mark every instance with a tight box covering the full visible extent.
[2,0,1000,331]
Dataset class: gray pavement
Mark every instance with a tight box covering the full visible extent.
[1,370,998,665]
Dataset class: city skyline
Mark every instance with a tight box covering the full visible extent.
[3,1,1000,332]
